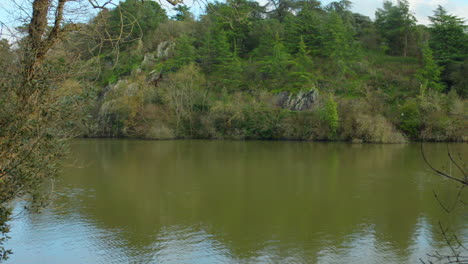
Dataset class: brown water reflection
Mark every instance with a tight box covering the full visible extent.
[6,140,468,263]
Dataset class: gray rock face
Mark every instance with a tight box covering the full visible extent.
[148,69,163,87]
[276,89,319,111]
[141,53,156,70]
[156,41,174,58]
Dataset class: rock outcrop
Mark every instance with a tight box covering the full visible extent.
[276,89,319,111]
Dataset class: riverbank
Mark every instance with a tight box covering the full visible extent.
[77,76,466,143]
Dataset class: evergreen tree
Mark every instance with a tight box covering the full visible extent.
[289,36,316,91]
[429,6,467,65]
[428,6,467,96]
[267,0,310,22]
[214,51,245,91]
[199,30,232,72]
[204,0,264,56]
[107,0,167,42]
[172,5,193,21]
[375,0,416,56]
[164,35,197,71]
[320,11,356,72]
[325,0,353,25]
[416,43,444,92]
[257,33,292,90]
[199,29,244,91]
[285,6,324,54]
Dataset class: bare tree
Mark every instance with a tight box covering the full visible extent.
[420,144,467,264]
[0,0,186,260]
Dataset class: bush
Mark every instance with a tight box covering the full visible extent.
[338,98,406,143]
[160,63,210,137]
[398,99,421,139]
[319,95,339,136]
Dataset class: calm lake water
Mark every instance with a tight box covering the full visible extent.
[5,140,468,263]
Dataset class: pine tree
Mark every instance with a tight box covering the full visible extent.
[172,5,193,21]
[375,0,416,56]
[321,11,355,71]
[416,43,444,92]
[164,35,197,71]
[258,33,292,90]
[428,6,467,96]
[214,50,245,91]
[199,30,232,73]
[289,36,315,92]
[429,6,467,65]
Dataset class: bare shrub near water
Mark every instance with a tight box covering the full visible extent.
[338,98,407,143]
[160,63,210,137]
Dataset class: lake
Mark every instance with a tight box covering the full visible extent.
[5,140,468,263]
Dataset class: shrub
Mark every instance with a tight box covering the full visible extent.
[338,98,406,143]
[160,63,210,137]
[319,95,339,136]
[398,99,421,139]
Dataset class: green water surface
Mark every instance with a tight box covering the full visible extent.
[6,140,468,263]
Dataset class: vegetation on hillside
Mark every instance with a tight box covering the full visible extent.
[3,0,466,144]
[34,0,464,143]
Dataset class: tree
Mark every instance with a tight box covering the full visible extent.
[0,0,177,259]
[429,6,467,65]
[288,36,316,92]
[416,43,444,93]
[172,5,193,21]
[319,95,339,136]
[106,0,168,44]
[375,0,417,56]
[420,145,467,263]
[0,0,87,258]
[164,34,197,71]
[428,6,468,97]
[324,0,353,25]
[199,29,233,72]
[204,0,264,56]
[320,11,356,73]
[266,0,309,22]
[256,33,292,90]
[285,3,324,55]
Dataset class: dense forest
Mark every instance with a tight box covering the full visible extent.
[2,0,467,143]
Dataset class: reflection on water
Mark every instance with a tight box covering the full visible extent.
[6,140,468,263]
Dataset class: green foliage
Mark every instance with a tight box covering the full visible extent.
[0,207,12,261]
[204,0,264,55]
[319,95,339,135]
[163,35,197,72]
[285,6,323,55]
[447,59,468,98]
[399,99,421,139]
[0,33,87,257]
[428,6,468,97]
[106,0,167,43]
[256,33,292,90]
[416,43,444,92]
[428,6,467,65]
[375,0,417,56]
[80,0,467,142]
[172,5,193,21]
[320,11,357,72]
[199,30,232,71]
[100,49,143,85]
[288,36,316,92]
